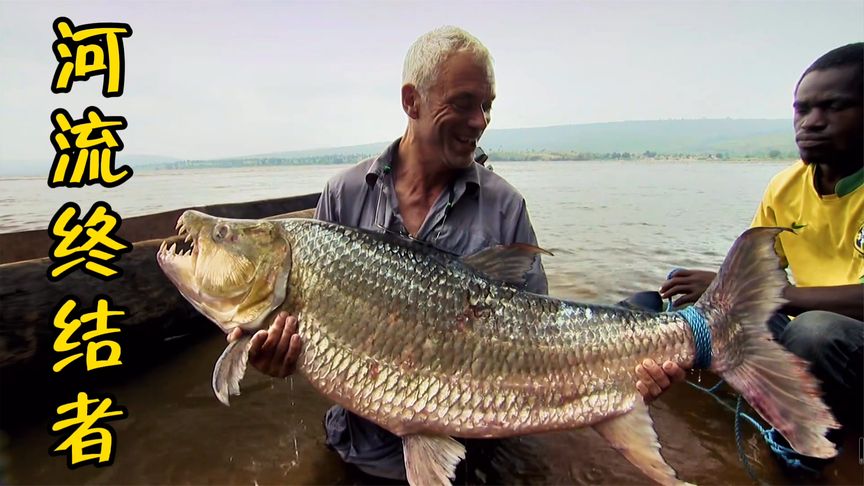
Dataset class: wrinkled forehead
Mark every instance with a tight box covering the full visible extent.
[432,50,496,96]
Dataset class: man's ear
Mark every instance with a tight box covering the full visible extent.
[402,84,420,119]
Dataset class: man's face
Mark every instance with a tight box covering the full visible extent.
[793,66,863,165]
[415,51,495,170]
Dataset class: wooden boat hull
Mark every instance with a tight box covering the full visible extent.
[0,193,319,431]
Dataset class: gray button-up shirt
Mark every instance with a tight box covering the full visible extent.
[315,138,547,293]
[315,138,547,479]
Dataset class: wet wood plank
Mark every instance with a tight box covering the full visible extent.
[0,193,321,264]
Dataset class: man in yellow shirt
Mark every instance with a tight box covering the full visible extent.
[636,43,863,461]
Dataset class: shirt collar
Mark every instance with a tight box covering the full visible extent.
[364,138,400,186]
[364,137,481,196]
[835,166,864,197]
[808,161,864,197]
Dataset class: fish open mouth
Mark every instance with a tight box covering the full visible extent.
[156,210,293,332]
[156,214,248,326]
[157,218,221,310]
[157,217,199,279]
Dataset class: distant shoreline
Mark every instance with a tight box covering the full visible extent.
[1,118,800,176]
[0,155,798,178]
[136,153,796,172]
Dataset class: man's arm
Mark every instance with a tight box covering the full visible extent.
[658,270,863,319]
[784,284,864,320]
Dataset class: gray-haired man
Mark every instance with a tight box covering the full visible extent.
[230,26,547,480]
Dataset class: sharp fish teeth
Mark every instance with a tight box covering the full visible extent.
[175,218,183,231]
[185,233,193,244]
[169,243,177,254]
[159,241,167,254]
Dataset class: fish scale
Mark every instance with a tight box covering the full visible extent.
[280,220,696,437]
[159,212,839,485]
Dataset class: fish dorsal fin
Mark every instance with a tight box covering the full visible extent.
[402,434,466,486]
[461,243,553,286]
[593,399,690,486]
[212,335,253,406]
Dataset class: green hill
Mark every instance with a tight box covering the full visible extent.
[0,119,798,176]
[480,119,795,156]
[145,118,798,171]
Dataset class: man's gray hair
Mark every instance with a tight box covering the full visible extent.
[402,26,493,97]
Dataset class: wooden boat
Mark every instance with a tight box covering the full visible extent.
[0,193,320,430]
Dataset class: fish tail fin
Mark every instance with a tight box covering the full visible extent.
[212,335,253,406]
[693,226,838,459]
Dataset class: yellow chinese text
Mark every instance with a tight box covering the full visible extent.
[49,107,131,188]
[53,297,125,373]
[47,202,132,281]
[51,17,132,97]
[50,392,128,468]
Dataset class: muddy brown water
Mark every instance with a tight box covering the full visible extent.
[3,160,862,484]
[6,332,862,485]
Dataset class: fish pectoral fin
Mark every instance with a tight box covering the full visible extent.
[593,400,690,486]
[461,243,553,287]
[402,434,466,486]
[212,335,253,406]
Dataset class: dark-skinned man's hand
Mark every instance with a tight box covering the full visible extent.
[660,269,717,308]
[227,311,302,378]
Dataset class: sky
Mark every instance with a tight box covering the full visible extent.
[0,0,862,164]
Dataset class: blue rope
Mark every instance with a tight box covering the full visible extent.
[685,380,821,481]
[667,266,712,369]
[676,306,712,369]
[735,395,761,483]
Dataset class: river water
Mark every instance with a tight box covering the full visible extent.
[3,160,861,484]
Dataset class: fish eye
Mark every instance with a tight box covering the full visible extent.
[213,223,230,242]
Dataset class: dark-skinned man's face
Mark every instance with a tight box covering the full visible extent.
[793,65,863,166]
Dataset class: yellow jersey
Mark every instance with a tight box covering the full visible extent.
[751,161,864,286]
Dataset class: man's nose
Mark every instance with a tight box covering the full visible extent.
[467,106,489,130]
[800,107,828,130]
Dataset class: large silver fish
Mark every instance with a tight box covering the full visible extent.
[156,210,837,485]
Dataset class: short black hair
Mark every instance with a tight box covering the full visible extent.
[796,43,864,93]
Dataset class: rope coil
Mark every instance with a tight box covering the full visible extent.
[676,306,713,369]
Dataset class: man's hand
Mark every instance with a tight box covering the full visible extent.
[227,311,302,378]
[660,269,717,308]
[635,359,686,403]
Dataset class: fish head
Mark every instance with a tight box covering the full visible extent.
[157,210,292,333]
